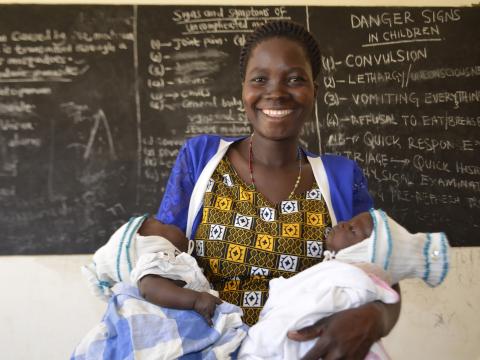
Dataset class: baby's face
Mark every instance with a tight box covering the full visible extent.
[326,212,373,252]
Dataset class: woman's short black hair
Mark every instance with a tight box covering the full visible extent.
[239,20,321,81]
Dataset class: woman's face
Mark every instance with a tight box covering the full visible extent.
[242,37,316,141]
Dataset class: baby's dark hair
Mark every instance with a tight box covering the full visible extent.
[239,20,321,81]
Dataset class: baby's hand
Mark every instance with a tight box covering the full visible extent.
[193,292,222,326]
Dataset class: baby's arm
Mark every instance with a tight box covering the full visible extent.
[137,216,222,325]
[139,275,222,326]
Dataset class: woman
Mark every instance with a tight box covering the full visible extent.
[144,20,401,359]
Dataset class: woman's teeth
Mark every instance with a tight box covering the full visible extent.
[261,109,294,118]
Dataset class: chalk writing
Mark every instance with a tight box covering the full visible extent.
[0,5,138,254]
[312,6,480,246]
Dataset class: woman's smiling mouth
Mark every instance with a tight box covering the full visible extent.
[260,109,294,118]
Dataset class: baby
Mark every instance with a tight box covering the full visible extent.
[326,208,449,287]
[238,208,450,359]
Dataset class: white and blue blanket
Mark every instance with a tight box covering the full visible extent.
[72,284,248,360]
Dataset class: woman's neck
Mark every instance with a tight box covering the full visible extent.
[250,134,300,168]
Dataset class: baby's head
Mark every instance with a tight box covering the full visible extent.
[326,209,450,287]
[138,217,188,252]
[326,211,373,252]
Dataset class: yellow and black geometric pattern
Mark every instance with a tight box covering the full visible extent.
[193,158,332,325]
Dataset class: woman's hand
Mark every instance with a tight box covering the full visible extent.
[287,287,401,360]
[193,292,223,326]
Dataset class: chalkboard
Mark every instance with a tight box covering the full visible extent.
[0,5,478,254]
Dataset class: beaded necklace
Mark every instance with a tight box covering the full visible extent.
[248,133,302,199]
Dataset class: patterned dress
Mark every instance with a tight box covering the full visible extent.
[193,158,332,325]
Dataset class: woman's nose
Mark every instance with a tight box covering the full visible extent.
[265,81,288,99]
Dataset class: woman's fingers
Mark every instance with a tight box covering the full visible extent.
[289,305,386,359]
[287,320,325,341]
[300,335,329,360]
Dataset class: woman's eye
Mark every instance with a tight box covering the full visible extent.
[288,76,305,84]
[251,76,266,83]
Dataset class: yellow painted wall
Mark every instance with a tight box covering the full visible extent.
[0,1,479,359]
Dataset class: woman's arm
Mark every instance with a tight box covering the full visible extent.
[139,275,222,326]
[288,284,401,360]
[374,283,401,337]
[155,142,195,233]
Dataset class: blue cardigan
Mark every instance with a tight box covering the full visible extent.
[156,135,373,239]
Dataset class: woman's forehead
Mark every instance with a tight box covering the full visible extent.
[246,37,311,71]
